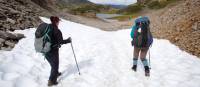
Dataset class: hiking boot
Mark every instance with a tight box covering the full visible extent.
[144,66,150,77]
[131,65,137,72]
[48,80,58,86]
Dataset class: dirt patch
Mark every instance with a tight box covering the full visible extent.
[147,0,200,57]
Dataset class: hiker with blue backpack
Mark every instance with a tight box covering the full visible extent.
[130,16,153,76]
[34,16,71,86]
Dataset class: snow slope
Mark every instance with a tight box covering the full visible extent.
[0,17,200,87]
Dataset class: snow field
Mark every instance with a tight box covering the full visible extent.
[0,17,200,87]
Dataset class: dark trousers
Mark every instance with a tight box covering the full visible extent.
[45,49,59,82]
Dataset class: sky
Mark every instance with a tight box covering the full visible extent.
[88,0,137,5]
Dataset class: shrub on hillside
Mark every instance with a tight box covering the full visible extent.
[148,0,178,9]
[70,4,110,14]
[118,4,143,14]
[148,1,163,9]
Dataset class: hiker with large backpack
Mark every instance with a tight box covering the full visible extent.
[34,16,71,86]
[130,16,153,76]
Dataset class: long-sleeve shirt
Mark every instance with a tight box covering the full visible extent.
[49,24,71,50]
[130,24,139,39]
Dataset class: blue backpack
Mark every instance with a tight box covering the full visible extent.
[131,16,153,47]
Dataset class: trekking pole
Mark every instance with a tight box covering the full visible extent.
[70,40,81,75]
[148,48,151,69]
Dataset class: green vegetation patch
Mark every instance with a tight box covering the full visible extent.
[101,9,119,14]
[110,14,138,21]
[118,4,143,14]
[70,4,110,14]
[148,0,179,9]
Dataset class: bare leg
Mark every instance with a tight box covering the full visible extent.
[134,47,140,59]
[132,47,140,71]
[140,48,150,76]
[140,48,148,60]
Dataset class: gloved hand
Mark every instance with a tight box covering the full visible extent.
[67,37,72,43]
[131,39,134,46]
[62,37,72,44]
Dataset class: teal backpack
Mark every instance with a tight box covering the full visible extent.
[131,16,153,48]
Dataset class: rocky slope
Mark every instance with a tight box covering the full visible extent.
[0,0,93,50]
[60,0,91,4]
[148,0,200,57]
[0,0,46,50]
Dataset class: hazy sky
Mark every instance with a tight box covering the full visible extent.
[88,0,137,5]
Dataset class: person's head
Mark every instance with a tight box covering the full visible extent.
[135,18,142,27]
[50,16,60,26]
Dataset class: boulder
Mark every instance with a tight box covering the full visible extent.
[15,33,25,40]
[0,13,7,20]
[5,41,15,48]
[0,31,8,39]
[0,38,5,43]
[0,38,5,48]
[0,30,23,40]
[6,18,16,24]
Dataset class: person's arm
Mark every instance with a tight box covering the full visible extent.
[130,25,136,39]
[61,37,71,44]
[55,30,64,45]
[56,30,71,45]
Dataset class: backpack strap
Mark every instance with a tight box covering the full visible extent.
[45,26,51,42]
[40,24,50,37]
[42,25,51,48]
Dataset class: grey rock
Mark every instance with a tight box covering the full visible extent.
[0,38,5,43]
[0,31,8,39]
[0,38,5,48]
[5,41,15,48]
[5,32,17,40]
[7,18,16,24]
[0,13,7,20]
[15,33,25,40]
[0,31,17,40]
[1,47,12,51]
